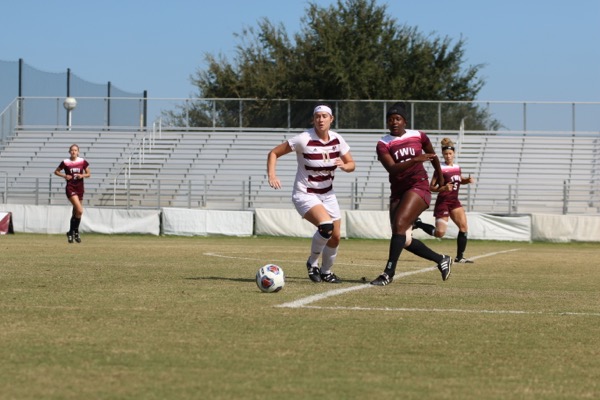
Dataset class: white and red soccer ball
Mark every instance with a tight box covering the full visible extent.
[256,264,285,293]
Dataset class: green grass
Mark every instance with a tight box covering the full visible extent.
[1,234,599,399]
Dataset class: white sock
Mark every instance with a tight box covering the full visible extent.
[320,245,338,275]
[308,230,329,267]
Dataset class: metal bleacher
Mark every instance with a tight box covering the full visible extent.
[453,133,600,214]
[0,128,144,206]
[0,126,599,214]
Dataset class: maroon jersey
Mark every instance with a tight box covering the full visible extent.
[57,157,89,199]
[376,129,432,198]
[434,162,463,217]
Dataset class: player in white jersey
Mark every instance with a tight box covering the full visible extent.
[267,104,355,283]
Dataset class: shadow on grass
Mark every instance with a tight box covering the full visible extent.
[184,276,370,284]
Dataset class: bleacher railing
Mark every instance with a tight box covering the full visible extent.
[1,97,599,133]
[1,174,597,215]
[1,97,599,215]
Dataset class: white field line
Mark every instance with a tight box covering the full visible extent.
[299,305,600,317]
[206,248,600,317]
[275,248,521,309]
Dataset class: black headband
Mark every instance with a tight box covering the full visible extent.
[442,146,455,151]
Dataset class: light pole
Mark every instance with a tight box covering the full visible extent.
[63,97,77,130]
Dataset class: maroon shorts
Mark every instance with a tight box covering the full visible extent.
[391,185,432,208]
[66,182,84,201]
[434,197,462,218]
[389,186,432,226]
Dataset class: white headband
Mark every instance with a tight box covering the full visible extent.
[313,105,333,116]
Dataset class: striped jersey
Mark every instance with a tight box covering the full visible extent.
[288,129,350,194]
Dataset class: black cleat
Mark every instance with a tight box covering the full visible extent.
[370,272,393,286]
[455,257,474,264]
[66,232,74,244]
[74,231,81,243]
[306,261,322,283]
[438,255,452,281]
[412,217,421,230]
[320,272,341,283]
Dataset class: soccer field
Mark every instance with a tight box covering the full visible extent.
[1,234,598,399]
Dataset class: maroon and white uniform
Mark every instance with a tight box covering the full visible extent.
[288,128,350,219]
[434,162,463,218]
[57,157,89,200]
[376,129,432,206]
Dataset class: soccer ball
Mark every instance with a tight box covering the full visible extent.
[63,97,77,111]
[256,264,285,293]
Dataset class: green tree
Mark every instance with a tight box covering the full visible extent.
[165,0,498,130]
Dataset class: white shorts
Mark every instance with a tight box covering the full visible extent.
[292,191,341,220]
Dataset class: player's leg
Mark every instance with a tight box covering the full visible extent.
[404,220,452,281]
[319,219,341,283]
[303,203,334,283]
[371,191,426,286]
[68,195,84,243]
[414,217,447,238]
[451,207,473,263]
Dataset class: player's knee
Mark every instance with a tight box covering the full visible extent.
[329,229,341,246]
[404,236,413,247]
[434,230,445,238]
[318,222,334,239]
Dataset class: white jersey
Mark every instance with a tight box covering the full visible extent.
[287,128,350,195]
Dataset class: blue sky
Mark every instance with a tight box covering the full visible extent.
[2,0,599,103]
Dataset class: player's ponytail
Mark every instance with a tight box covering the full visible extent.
[441,138,455,151]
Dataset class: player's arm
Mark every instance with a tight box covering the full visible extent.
[336,151,355,173]
[423,140,445,188]
[79,167,91,179]
[430,174,442,192]
[461,174,475,184]
[267,141,292,189]
[378,151,435,175]
[54,166,71,180]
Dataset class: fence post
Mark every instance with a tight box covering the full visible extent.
[200,175,206,208]
[354,178,358,210]
[523,102,527,132]
[466,184,471,212]
[287,100,291,129]
[157,179,161,209]
[2,173,7,203]
[126,178,131,210]
[48,175,52,205]
[242,179,246,210]
[563,180,568,215]
[508,184,513,215]
[248,176,252,209]
[185,99,190,128]
[350,180,355,210]
[212,100,216,128]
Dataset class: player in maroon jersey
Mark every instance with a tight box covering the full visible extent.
[267,104,355,283]
[414,138,476,263]
[370,102,452,286]
[54,144,90,243]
